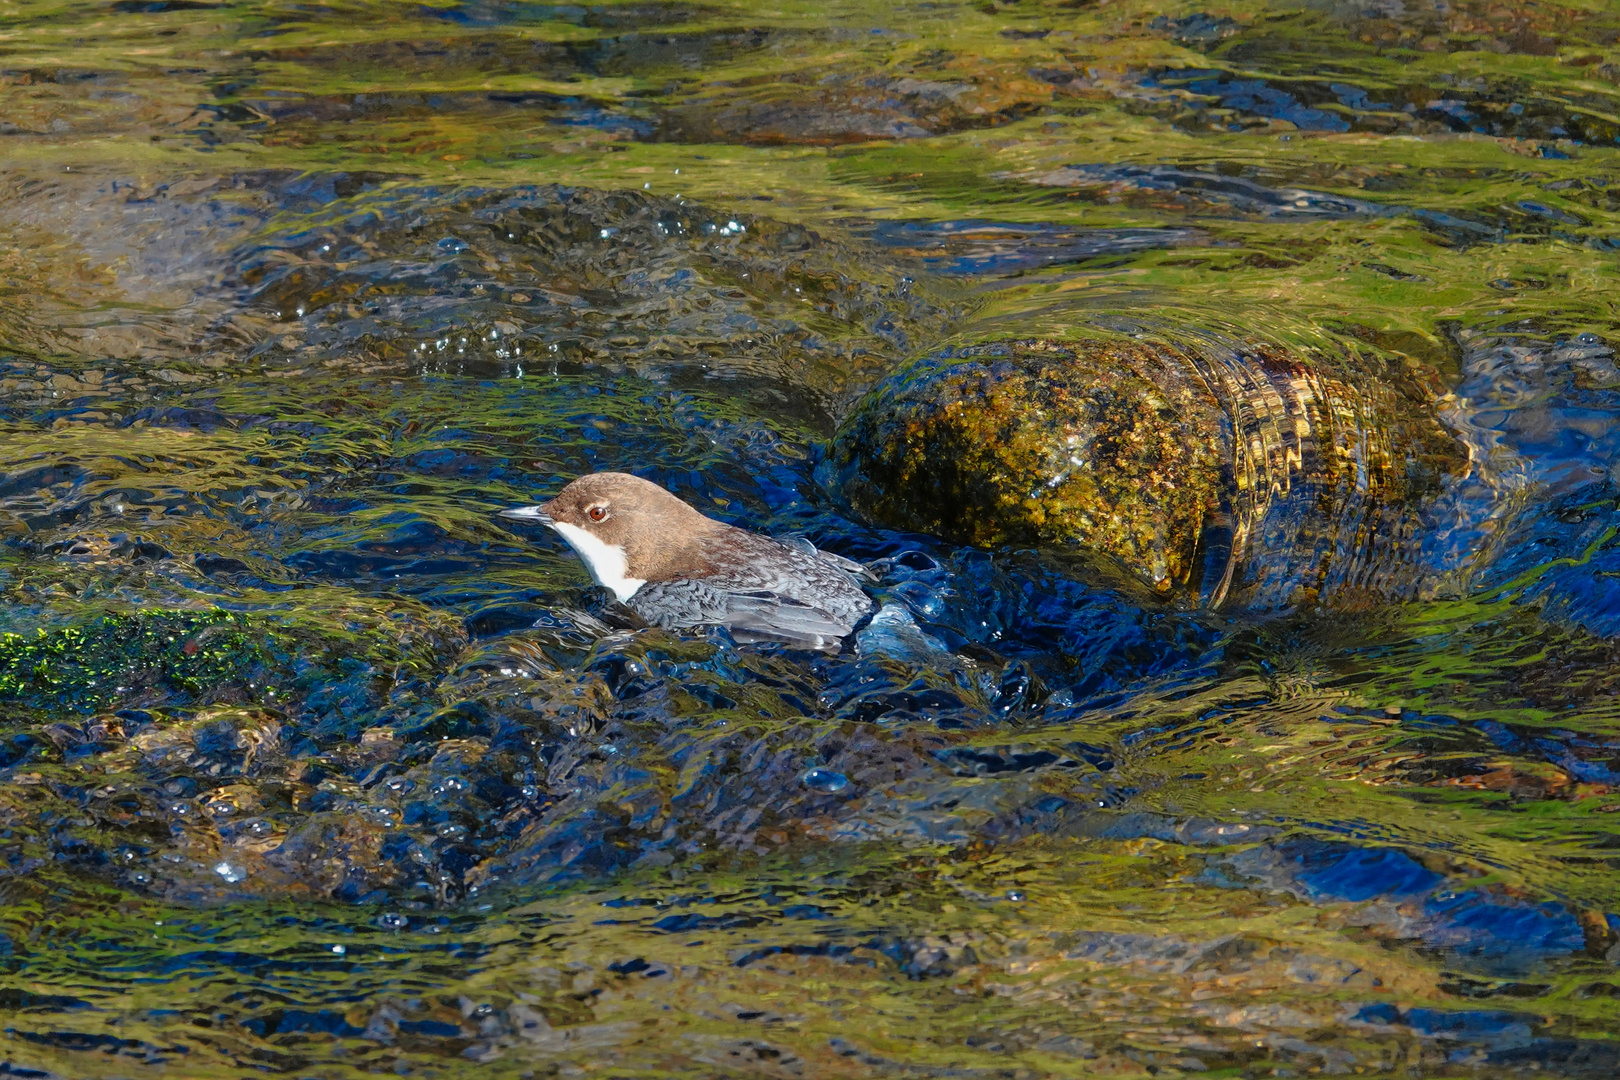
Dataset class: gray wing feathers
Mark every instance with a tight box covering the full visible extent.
[778,536,879,583]
[813,548,877,583]
[627,536,875,649]
[710,592,859,649]
[630,580,857,649]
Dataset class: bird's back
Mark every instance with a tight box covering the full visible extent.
[628,527,874,648]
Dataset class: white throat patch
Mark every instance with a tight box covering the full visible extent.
[551,521,646,602]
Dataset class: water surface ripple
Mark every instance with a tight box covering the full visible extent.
[4,1,1620,1076]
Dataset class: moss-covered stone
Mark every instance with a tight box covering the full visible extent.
[0,602,465,718]
[832,337,1467,608]
[832,340,1229,592]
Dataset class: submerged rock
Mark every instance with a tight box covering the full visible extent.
[656,70,1049,145]
[830,337,1466,610]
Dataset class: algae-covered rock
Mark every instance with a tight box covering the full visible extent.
[831,337,1466,609]
[832,340,1227,592]
[0,599,465,719]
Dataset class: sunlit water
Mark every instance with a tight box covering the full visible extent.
[4,1,1620,1076]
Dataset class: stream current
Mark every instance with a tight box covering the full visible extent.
[5,1,1620,1076]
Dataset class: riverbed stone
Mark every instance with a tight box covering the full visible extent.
[831,339,1229,592]
[831,336,1467,607]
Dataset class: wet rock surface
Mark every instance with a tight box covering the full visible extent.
[832,334,1466,609]
[834,338,1229,593]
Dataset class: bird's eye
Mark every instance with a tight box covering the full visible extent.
[587,506,608,522]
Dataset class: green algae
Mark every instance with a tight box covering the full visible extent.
[0,611,280,713]
[0,599,464,718]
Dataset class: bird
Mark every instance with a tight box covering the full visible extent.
[499,472,875,650]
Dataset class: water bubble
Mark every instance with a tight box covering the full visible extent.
[330,944,346,955]
[895,579,946,617]
[1005,890,1026,902]
[385,777,415,794]
[169,802,192,817]
[436,237,468,254]
[436,822,469,842]
[131,871,152,885]
[521,785,541,799]
[205,800,234,817]
[214,861,247,884]
[801,768,849,794]
[247,819,274,838]
[379,913,409,931]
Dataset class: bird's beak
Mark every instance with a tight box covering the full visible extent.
[499,502,555,525]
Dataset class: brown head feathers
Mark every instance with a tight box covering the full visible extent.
[501,471,728,585]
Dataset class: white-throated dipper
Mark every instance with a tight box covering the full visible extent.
[500,472,875,649]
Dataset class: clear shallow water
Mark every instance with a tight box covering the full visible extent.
[4,1,1620,1076]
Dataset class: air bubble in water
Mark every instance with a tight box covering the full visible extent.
[801,768,849,794]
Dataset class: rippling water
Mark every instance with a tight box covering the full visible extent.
[5,1,1620,1076]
